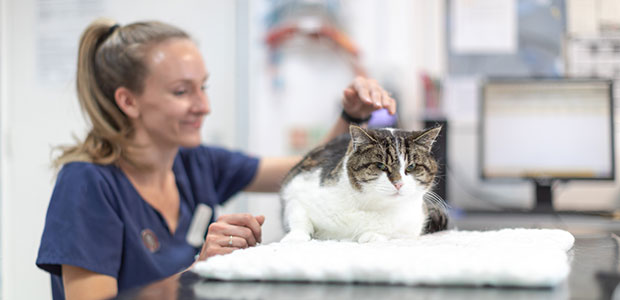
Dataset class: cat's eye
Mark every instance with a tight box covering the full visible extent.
[375,162,387,171]
[406,164,415,173]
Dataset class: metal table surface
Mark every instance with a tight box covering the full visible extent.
[115,212,620,300]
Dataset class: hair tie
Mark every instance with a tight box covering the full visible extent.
[95,24,121,50]
[107,24,120,37]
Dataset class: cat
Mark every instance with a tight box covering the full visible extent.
[280,125,447,243]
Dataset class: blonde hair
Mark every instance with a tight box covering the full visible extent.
[54,18,190,168]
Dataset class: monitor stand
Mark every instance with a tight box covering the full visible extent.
[533,179,554,213]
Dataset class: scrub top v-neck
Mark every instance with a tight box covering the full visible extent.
[36,145,259,300]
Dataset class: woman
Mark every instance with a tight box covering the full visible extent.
[36,18,396,300]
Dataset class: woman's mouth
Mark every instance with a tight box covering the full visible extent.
[182,119,202,129]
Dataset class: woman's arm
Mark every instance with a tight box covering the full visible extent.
[62,265,117,300]
[244,156,302,193]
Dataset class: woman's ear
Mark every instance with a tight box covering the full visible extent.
[115,87,140,118]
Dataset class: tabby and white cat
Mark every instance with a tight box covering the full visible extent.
[280,125,447,243]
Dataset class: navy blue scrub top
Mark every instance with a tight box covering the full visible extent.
[36,145,259,300]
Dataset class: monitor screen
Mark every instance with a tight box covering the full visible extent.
[480,78,615,180]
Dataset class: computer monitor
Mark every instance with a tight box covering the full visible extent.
[479,78,615,211]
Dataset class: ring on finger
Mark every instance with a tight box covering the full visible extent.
[228,235,233,246]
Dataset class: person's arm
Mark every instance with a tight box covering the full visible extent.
[244,156,302,193]
[62,265,117,300]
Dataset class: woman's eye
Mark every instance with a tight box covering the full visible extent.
[406,164,415,173]
[200,84,209,91]
[173,90,187,96]
[375,163,387,171]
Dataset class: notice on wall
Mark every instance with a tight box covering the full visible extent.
[442,77,479,124]
[36,0,103,86]
[450,0,517,54]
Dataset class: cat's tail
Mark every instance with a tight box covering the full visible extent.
[422,191,449,234]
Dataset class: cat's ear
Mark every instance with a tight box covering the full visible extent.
[349,125,376,150]
[412,126,442,151]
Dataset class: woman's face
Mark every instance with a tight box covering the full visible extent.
[132,38,210,149]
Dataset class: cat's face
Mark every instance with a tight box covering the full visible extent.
[345,126,440,199]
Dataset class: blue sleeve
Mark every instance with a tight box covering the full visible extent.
[198,146,259,205]
[36,163,124,278]
[184,146,259,204]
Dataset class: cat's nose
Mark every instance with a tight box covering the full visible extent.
[393,181,403,190]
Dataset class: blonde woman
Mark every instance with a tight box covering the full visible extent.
[36,19,396,300]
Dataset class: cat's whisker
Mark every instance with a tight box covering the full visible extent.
[424,191,443,202]
[425,191,443,203]
[426,194,445,209]
[423,191,448,210]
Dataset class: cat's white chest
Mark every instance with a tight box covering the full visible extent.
[281,169,426,242]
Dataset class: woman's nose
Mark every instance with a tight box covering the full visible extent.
[193,90,210,115]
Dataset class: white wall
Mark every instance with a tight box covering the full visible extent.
[0,1,240,299]
[0,0,6,294]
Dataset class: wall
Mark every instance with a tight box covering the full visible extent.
[0,0,6,296]
[0,1,240,299]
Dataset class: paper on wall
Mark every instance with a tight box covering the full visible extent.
[36,0,103,86]
[451,0,517,54]
[442,77,480,124]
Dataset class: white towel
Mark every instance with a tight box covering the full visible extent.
[192,228,574,287]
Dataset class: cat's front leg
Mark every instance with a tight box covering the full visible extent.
[357,231,389,243]
[281,201,314,243]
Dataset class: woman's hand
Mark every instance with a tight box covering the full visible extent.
[342,76,396,120]
[197,213,265,260]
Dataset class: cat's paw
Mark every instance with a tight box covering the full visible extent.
[357,232,389,243]
[280,231,311,243]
